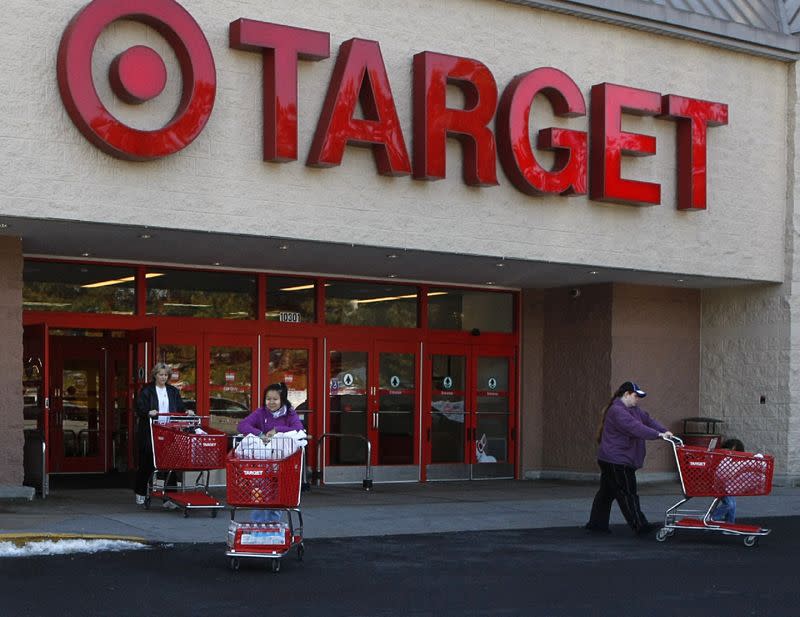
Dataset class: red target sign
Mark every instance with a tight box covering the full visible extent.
[57,0,216,160]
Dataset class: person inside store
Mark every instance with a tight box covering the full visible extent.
[134,362,193,506]
[237,382,304,436]
[585,381,673,536]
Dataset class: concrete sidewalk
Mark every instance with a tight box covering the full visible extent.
[2,479,799,543]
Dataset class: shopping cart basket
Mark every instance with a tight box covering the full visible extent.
[147,414,227,517]
[657,435,774,547]
[225,436,305,572]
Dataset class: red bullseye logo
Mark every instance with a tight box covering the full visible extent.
[57,0,216,161]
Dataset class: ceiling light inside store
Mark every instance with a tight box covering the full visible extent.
[278,244,288,250]
[81,272,164,289]
[163,302,212,308]
[355,291,448,305]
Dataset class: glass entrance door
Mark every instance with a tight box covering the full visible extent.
[426,346,469,480]
[424,344,516,480]
[324,339,419,483]
[472,350,515,479]
[264,337,316,475]
[49,337,112,473]
[206,334,256,435]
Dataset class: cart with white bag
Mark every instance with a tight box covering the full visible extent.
[657,435,774,547]
[225,434,305,572]
[146,413,227,517]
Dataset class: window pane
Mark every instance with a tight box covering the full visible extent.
[325,282,417,328]
[428,289,513,332]
[158,345,197,405]
[268,347,311,428]
[266,277,316,323]
[146,269,256,319]
[209,346,252,435]
[23,261,136,315]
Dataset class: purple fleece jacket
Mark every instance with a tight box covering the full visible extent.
[236,406,304,436]
[597,398,666,469]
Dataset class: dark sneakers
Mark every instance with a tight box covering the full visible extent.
[635,522,661,536]
[584,523,611,534]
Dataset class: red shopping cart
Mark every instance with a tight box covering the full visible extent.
[146,414,227,517]
[657,435,774,547]
[225,438,305,572]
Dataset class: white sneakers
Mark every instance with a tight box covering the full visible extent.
[135,494,146,505]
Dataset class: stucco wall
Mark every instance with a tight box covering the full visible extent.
[0,0,788,282]
[611,284,700,473]
[538,283,700,476]
[520,288,544,474]
[700,285,791,481]
[0,236,23,486]
[542,284,612,473]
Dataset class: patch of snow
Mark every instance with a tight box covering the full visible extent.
[0,538,149,557]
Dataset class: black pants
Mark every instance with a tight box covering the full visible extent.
[134,443,178,496]
[586,460,650,532]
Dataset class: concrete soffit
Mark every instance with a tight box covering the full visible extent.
[502,0,800,61]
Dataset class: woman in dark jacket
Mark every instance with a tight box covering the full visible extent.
[134,363,191,504]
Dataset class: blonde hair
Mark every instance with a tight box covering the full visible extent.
[150,362,171,381]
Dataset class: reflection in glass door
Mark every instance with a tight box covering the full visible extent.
[325,341,420,484]
[266,341,314,435]
[328,350,369,466]
[377,350,415,465]
[208,344,253,435]
[425,346,516,480]
[473,354,514,479]
[427,350,468,480]
[49,339,106,473]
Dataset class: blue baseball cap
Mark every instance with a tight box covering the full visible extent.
[619,381,646,397]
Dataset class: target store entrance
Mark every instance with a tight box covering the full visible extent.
[22,261,519,486]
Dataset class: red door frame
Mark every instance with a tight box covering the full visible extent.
[324,334,421,468]
[471,344,517,469]
[49,336,111,473]
[422,342,518,476]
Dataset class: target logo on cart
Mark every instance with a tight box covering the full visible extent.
[688,461,707,467]
[242,468,265,477]
[57,0,216,160]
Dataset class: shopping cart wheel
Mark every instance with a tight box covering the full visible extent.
[183,509,189,518]
[655,528,671,542]
[211,509,218,519]
[743,536,758,548]
[144,497,151,510]
[270,559,281,573]
[229,557,240,571]
[297,543,305,561]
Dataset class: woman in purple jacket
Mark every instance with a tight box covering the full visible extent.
[585,381,673,536]
[237,382,304,436]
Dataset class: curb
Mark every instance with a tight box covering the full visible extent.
[0,533,151,546]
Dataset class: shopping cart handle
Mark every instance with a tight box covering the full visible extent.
[662,434,683,446]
